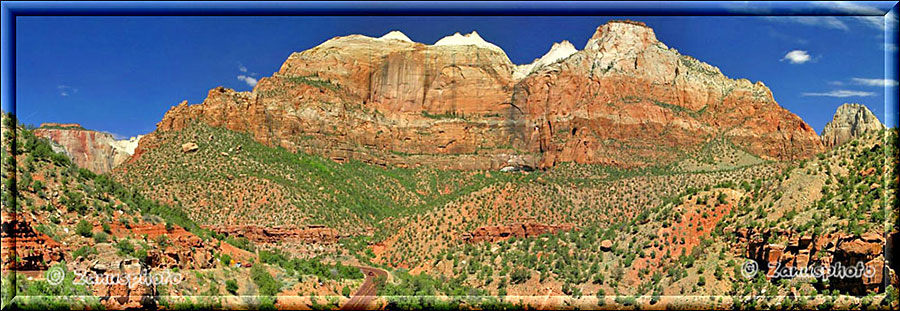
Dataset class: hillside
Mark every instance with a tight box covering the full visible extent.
[4,18,898,311]
[0,113,368,310]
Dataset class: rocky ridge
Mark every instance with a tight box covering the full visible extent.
[140,20,823,171]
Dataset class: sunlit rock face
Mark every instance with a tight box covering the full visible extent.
[34,123,141,174]
[821,103,884,148]
[147,21,823,170]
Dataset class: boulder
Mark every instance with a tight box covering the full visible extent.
[181,142,199,153]
[600,240,613,252]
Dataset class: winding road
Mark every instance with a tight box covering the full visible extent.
[341,266,388,310]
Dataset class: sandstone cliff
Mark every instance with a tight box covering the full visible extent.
[732,227,887,295]
[34,123,141,174]
[821,103,884,148]
[143,20,823,170]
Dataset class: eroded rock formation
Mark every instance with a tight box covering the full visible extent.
[210,225,342,244]
[461,222,576,243]
[733,227,889,295]
[138,20,823,170]
[1,212,64,270]
[34,123,141,174]
[821,103,884,148]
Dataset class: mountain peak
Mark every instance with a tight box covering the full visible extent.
[513,40,578,80]
[821,103,884,148]
[434,31,506,54]
[379,30,413,43]
[585,20,662,52]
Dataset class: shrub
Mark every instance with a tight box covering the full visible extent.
[510,268,530,284]
[116,239,135,256]
[225,279,238,295]
[72,246,97,259]
[75,220,93,238]
[250,265,281,296]
[93,232,108,243]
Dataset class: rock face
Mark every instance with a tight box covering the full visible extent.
[733,227,888,295]
[89,258,157,310]
[209,225,341,244]
[821,103,884,148]
[142,21,823,170]
[34,123,141,174]
[461,223,576,243]
[1,212,64,270]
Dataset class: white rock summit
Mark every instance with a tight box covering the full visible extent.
[514,40,578,80]
[434,31,506,54]
[379,30,413,43]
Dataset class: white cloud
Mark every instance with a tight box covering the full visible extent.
[825,1,888,30]
[781,50,812,64]
[57,85,78,97]
[237,75,257,87]
[801,90,876,97]
[238,64,248,73]
[851,78,900,87]
[828,81,845,86]
[765,16,849,31]
[760,2,892,32]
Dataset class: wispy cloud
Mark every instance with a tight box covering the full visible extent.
[801,90,876,97]
[757,2,890,32]
[767,27,809,44]
[766,16,849,31]
[57,85,78,97]
[851,78,900,87]
[238,63,248,73]
[237,75,258,87]
[825,1,887,30]
[781,50,812,64]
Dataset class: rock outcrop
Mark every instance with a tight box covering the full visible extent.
[34,123,141,174]
[209,225,342,244]
[821,103,884,148]
[461,222,576,243]
[1,212,64,270]
[139,21,823,171]
[733,227,889,295]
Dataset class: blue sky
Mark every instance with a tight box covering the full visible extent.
[12,5,899,138]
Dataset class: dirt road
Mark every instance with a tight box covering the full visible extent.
[340,266,388,310]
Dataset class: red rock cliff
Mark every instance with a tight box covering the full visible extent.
[34,123,141,174]
[145,21,823,170]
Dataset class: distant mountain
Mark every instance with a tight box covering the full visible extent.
[33,123,141,174]
[142,20,822,172]
[821,103,884,148]
[145,20,824,171]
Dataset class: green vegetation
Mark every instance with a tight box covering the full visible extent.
[225,279,239,295]
[36,124,87,131]
[250,265,282,296]
[283,74,341,92]
[115,122,532,234]
[259,250,363,280]
[4,263,102,310]
[421,110,466,120]
[75,220,93,237]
